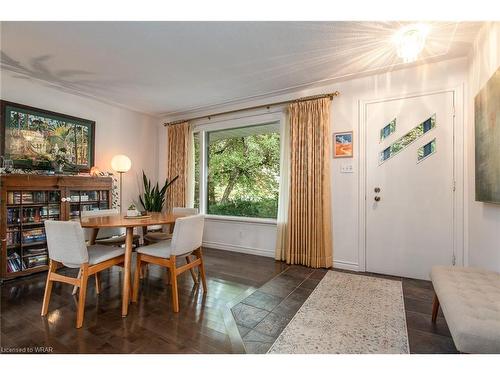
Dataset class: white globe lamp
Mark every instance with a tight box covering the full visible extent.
[111,154,132,214]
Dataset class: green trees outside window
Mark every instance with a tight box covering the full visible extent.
[194,123,280,219]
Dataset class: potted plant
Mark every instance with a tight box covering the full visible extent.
[139,171,178,213]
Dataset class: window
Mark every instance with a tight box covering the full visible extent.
[417,138,436,162]
[379,114,436,164]
[380,118,396,141]
[194,122,280,219]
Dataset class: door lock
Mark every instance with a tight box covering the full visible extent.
[374,187,381,193]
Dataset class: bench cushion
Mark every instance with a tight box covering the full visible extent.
[430,266,500,353]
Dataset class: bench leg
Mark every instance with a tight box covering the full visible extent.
[431,293,440,323]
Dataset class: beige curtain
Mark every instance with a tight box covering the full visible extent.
[275,112,291,261]
[284,97,333,268]
[166,121,190,212]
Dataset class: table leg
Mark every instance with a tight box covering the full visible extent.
[90,228,99,245]
[122,227,133,317]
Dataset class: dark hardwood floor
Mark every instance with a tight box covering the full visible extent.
[0,248,457,354]
[1,248,285,354]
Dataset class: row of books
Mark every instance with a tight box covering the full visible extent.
[7,191,61,205]
[7,253,22,273]
[6,231,21,246]
[23,229,46,243]
[7,207,60,225]
[7,252,48,273]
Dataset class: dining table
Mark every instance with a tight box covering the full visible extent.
[80,212,180,317]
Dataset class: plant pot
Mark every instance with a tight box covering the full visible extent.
[127,209,140,217]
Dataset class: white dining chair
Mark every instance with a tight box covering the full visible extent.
[41,220,125,328]
[143,207,199,244]
[132,214,206,312]
[73,208,139,295]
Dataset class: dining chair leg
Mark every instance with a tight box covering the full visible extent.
[41,260,57,316]
[72,268,82,295]
[194,248,207,293]
[132,254,141,303]
[95,272,101,294]
[76,264,89,329]
[139,263,147,279]
[169,256,179,313]
[186,255,198,284]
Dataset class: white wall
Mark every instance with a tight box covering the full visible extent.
[467,22,500,272]
[1,72,160,208]
[161,57,469,266]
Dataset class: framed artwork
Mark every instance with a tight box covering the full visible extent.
[475,65,500,204]
[0,100,95,172]
[333,131,353,158]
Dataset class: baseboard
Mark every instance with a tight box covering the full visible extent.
[202,241,275,258]
[333,260,360,272]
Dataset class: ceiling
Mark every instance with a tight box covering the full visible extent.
[0,21,482,117]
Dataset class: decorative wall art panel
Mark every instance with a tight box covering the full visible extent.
[0,101,95,171]
[475,66,500,204]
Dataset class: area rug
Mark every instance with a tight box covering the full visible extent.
[268,271,409,354]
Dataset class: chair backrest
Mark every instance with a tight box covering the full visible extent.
[172,207,199,216]
[44,220,88,268]
[81,208,124,240]
[170,214,205,256]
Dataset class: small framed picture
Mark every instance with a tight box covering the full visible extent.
[333,131,353,158]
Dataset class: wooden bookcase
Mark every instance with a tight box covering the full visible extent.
[0,175,113,280]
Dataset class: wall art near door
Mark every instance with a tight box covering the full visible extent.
[0,101,95,172]
[333,131,353,158]
[475,66,500,204]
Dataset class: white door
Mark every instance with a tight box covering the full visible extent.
[365,91,455,280]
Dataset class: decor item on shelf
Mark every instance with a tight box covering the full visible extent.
[0,100,95,171]
[0,156,14,173]
[126,204,140,217]
[333,131,353,158]
[90,166,101,176]
[475,65,500,204]
[111,154,132,214]
[48,144,71,173]
[139,170,178,213]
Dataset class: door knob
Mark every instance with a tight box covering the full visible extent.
[374,196,381,202]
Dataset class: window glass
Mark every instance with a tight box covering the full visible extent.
[205,122,280,219]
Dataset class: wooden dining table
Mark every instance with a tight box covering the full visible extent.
[80,212,180,317]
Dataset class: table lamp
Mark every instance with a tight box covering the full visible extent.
[111,154,132,214]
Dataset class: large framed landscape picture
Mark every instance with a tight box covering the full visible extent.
[475,66,500,204]
[0,101,95,171]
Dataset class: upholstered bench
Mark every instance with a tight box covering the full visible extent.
[430,266,500,353]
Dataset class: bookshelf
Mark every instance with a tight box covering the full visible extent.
[1,175,113,280]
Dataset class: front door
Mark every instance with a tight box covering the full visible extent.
[365,91,455,280]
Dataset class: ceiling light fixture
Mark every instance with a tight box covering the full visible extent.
[393,23,430,63]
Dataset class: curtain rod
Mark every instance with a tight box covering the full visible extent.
[163,91,340,127]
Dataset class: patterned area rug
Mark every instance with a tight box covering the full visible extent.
[268,271,409,354]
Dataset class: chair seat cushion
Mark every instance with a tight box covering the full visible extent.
[144,232,172,242]
[430,266,500,353]
[95,234,140,246]
[88,245,125,265]
[136,240,173,259]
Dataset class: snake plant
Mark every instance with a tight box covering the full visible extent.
[139,170,178,212]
